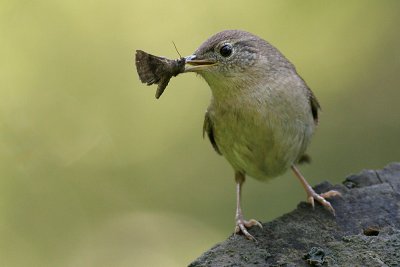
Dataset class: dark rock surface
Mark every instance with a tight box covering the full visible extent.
[189,163,400,267]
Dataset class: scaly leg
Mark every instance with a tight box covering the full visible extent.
[234,171,262,240]
[291,165,341,215]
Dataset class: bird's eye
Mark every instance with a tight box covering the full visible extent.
[219,44,233,57]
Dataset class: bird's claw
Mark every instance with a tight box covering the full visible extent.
[306,189,341,216]
[234,218,262,241]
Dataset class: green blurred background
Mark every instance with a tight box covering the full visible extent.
[1,1,400,266]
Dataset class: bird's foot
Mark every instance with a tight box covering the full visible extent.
[234,218,262,241]
[306,188,341,215]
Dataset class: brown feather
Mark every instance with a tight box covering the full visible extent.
[203,111,222,155]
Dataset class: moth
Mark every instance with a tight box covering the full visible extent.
[135,50,185,99]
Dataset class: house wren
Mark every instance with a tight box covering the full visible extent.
[136,30,340,240]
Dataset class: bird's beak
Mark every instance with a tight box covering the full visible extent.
[184,55,217,72]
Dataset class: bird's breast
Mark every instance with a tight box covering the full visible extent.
[209,91,314,181]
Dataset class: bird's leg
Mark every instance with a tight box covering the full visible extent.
[234,171,262,240]
[291,164,341,215]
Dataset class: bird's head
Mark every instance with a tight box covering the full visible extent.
[184,30,291,97]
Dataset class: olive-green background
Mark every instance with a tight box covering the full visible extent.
[1,1,399,266]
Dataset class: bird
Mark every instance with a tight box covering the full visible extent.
[183,30,340,240]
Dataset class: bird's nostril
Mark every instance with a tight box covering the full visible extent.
[185,55,196,61]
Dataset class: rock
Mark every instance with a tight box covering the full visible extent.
[189,163,400,267]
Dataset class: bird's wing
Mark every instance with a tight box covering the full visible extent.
[203,111,222,155]
[296,87,320,164]
[308,88,320,125]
